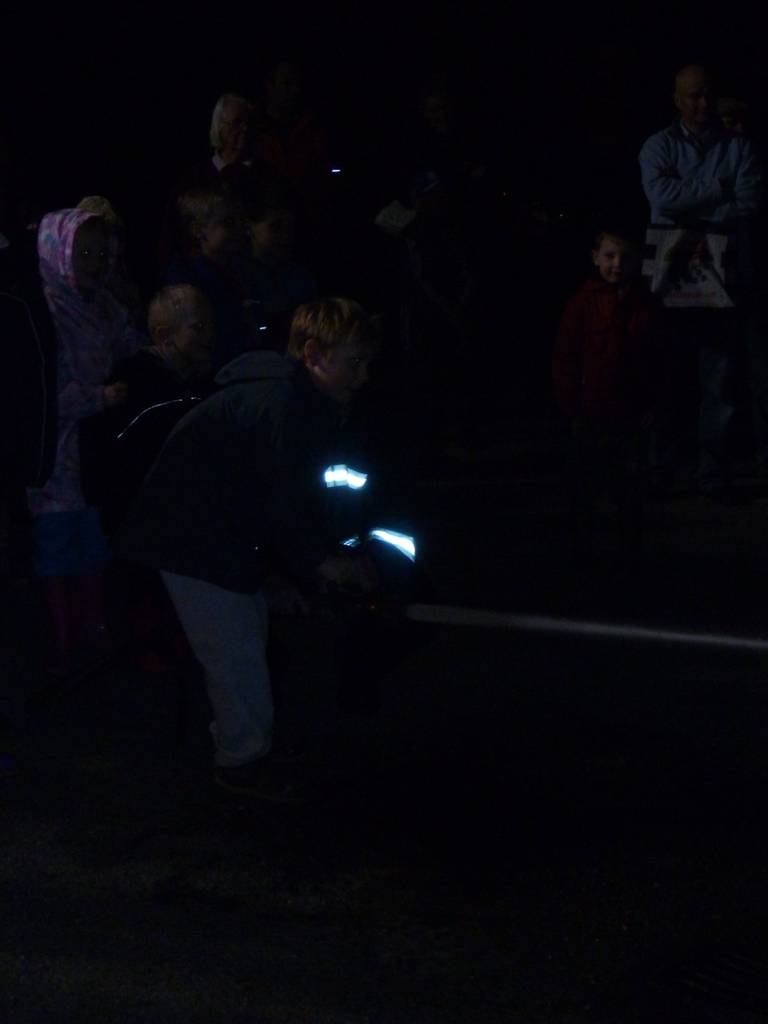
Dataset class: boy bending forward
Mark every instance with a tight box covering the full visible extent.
[117,298,377,796]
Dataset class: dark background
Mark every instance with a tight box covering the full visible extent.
[4,12,768,1021]
[2,8,766,223]
[3,6,764,391]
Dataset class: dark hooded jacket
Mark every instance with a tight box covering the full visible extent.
[115,350,340,592]
[0,244,57,491]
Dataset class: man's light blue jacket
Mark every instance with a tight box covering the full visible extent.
[639,120,761,226]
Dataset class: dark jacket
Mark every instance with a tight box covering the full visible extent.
[115,351,340,592]
[79,348,214,529]
[108,348,213,417]
[0,256,57,491]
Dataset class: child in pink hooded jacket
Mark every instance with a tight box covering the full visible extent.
[27,208,145,671]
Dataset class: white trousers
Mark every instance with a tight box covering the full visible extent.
[161,571,272,767]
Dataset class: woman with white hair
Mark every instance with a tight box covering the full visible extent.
[158,93,280,273]
[209,93,253,172]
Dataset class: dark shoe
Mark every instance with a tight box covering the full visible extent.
[269,740,314,765]
[42,651,75,679]
[647,469,673,500]
[214,759,304,801]
[705,484,752,506]
[80,624,113,654]
[0,753,20,778]
[135,646,177,674]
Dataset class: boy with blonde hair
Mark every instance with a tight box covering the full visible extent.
[81,285,214,528]
[116,298,378,797]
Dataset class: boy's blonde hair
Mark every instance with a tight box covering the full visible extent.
[177,187,240,246]
[592,227,640,251]
[148,284,210,341]
[287,298,379,358]
[77,195,124,230]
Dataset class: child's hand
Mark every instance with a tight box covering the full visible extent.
[104,381,128,408]
[570,416,590,441]
[262,575,309,616]
[639,411,655,431]
[352,553,379,593]
[318,553,379,593]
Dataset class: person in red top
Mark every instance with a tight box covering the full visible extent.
[553,227,666,555]
[252,63,331,230]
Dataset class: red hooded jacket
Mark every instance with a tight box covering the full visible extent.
[552,277,666,429]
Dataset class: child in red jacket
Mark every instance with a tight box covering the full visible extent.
[553,227,665,554]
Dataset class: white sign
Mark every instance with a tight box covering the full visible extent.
[643,227,733,309]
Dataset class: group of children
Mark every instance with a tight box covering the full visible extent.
[29,194,663,797]
[18,176,381,799]
[167,180,318,368]
[11,66,697,794]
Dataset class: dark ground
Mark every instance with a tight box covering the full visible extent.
[4,415,768,1023]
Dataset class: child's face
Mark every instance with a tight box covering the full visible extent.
[421,93,452,134]
[198,212,244,259]
[249,209,295,264]
[721,111,747,136]
[592,236,638,286]
[307,340,372,406]
[72,217,109,291]
[166,299,214,374]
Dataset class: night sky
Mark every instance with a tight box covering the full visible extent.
[3,9,764,196]
[1,7,765,298]
[3,13,768,1018]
